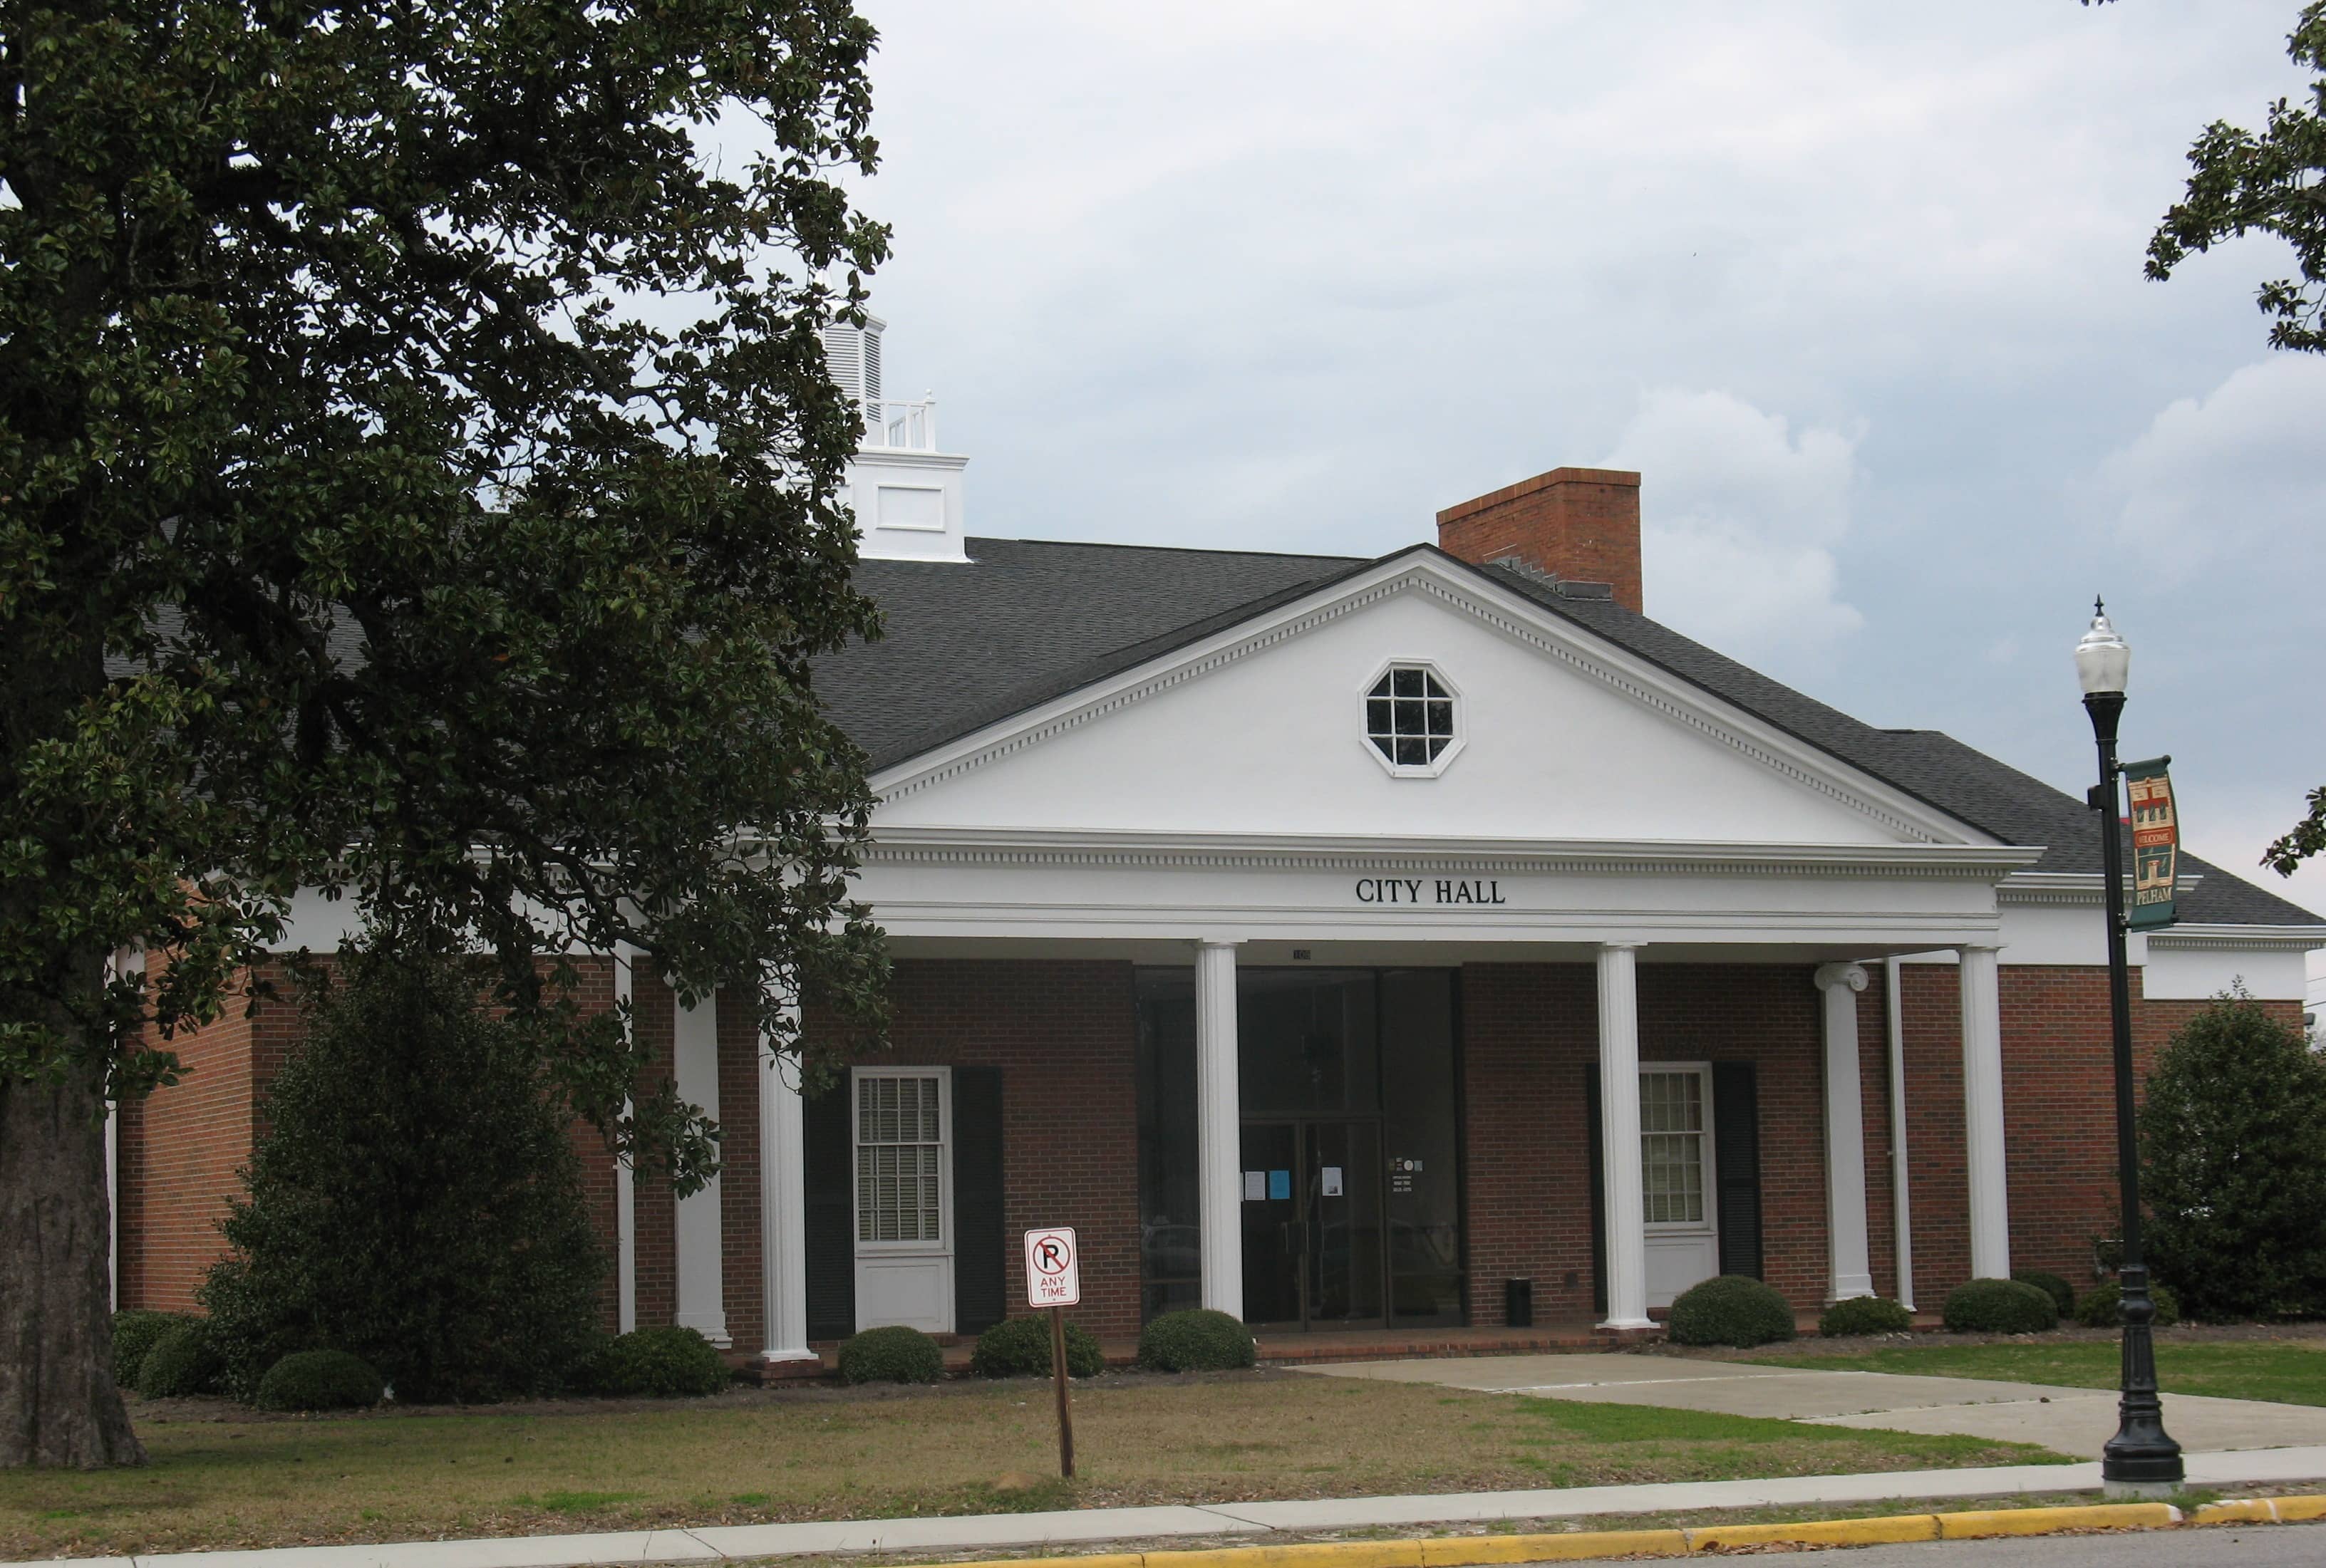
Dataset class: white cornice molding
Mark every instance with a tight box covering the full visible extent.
[867,555,1998,848]
[2144,923,2326,950]
[862,826,2042,881]
[1999,871,2208,906]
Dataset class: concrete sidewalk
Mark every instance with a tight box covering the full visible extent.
[1298,1354,2326,1458]
[18,1447,2326,1568]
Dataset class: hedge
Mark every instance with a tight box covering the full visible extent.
[1668,1275,1795,1347]
[838,1324,945,1384]
[971,1314,1104,1378]
[137,1319,227,1398]
[1136,1308,1256,1371]
[1943,1277,2057,1334]
[576,1326,731,1397]
[256,1349,386,1411]
[2076,1279,2181,1329]
[1818,1295,1913,1337]
[111,1309,190,1388]
[2012,1271,2077,1319]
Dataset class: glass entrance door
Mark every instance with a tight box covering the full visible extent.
[1239,1119,1387,1329]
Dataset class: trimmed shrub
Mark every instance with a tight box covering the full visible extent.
[2141,991,2326,1320]
[971,1314,1104,1379]
[2012,1271,2077,1319]
[199,938,605,1403]
[838,1324,945,1385]
[1943,1277,2058,1334]
[2075,1280,2182,1329]
[575,1327,730,1397]
[1819,1296,1913,1338]
[256,1349,386,1411]
[1667,1274,1796,1347]
[1137,1308,1256,1371]
[112,1309,190,1388]
[137,1320,227,1398]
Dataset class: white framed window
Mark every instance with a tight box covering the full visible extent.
[854,1069,949,1247]
[1640,1065,1715,1230]
[1360,659,1465,777]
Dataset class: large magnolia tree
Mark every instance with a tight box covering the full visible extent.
[1,0,891,1468]
[2142,0,2326,876]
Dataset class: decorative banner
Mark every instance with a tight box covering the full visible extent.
[2124,757,2178,930]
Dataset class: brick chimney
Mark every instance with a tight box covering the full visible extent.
[1435,466,1643,613]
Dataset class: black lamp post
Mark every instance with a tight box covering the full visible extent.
[2074,601,2183,1498]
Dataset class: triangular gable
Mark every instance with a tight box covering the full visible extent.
[868,551,1995,848]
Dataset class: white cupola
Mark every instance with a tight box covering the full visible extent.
[819,316,969,564]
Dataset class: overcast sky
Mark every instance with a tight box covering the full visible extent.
[843,0,2326,929]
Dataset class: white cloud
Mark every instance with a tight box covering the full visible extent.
[1605,389,1865,658]
[2091,356,2326,574]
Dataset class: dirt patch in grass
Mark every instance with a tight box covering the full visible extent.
[1,1369,2064,1559]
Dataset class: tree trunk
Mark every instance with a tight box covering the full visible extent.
[0,1056,145,1468]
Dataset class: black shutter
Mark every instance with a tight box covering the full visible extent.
[803,1077,856,1341]
[1712,1061,1763,1280]
[951,1066,1007,1335]
[1585,1064,1606,1317]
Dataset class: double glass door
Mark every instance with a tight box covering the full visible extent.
[1239,1119,1386,1329]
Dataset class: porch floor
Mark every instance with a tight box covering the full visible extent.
[737,1311,1947,1383]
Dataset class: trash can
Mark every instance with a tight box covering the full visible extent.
[1505,1277,1534,1328]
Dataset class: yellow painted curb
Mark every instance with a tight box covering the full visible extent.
[1685,1512,1936,1549]
[1938,1502,2179,1537]
[918,1492,2326,1568]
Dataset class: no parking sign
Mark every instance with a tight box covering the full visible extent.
[1024,1225,1080,1307]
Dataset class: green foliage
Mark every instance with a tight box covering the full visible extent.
[970,1314,1105,1379]
[2143,3,2326,873]
[255,1350,386,1412]
[135,1321,226,1398]
[1136,1309,1258,1372]
[199,940,606,1403]
[2141,992,2326,1319]
[572,1327,730,1398]
[2012,1272,2078,1319]
[110,1310,189,1388]
[837,1325,944,1385]
[1819,1296,1914,1338]
[1666,1275,1797,1348]
[1943,1278,2058,1335]
[2,0,895,1462]
[2076,1280,2183,1329]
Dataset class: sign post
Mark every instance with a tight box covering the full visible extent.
[1023,1227,1081,1478]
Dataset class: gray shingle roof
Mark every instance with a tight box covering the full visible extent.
[819,536,2320,930]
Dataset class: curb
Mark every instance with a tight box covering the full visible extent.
[911,1495,2326,1568]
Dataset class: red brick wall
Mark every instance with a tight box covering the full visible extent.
[631,971,679,1329]
[716,985,765,1351]
[812,959,1144,1339]
[1435,467,1645,612]
[1458,961,1836,1320]
[118,962,258,1311]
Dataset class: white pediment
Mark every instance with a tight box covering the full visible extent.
[868,554,1990,848]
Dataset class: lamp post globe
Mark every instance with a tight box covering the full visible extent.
[2075,599,2181,1497]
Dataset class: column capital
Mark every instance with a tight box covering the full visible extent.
[1598,940,1645,953]
[1192,938,1244,952]
[1958,942,2002,955]
[1814,962,1869,994]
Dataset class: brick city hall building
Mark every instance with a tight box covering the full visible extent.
[114,323,2322,1360]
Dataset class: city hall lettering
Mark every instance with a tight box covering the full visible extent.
[1353,877,1509,905]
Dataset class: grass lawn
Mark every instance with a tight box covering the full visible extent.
[1749,1338,2326,1406]
[3,1370,2066,1560]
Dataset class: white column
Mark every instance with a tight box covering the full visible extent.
[1194,940,1244,1319]
[758,1000,814,1362]
[1958,944,2012,1281]
[673,985,730,1345]
[613,949,638,1333]
[1885,957,1916,1312]
[1815,963,1875,1303]
[1596,943,1653,1330]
